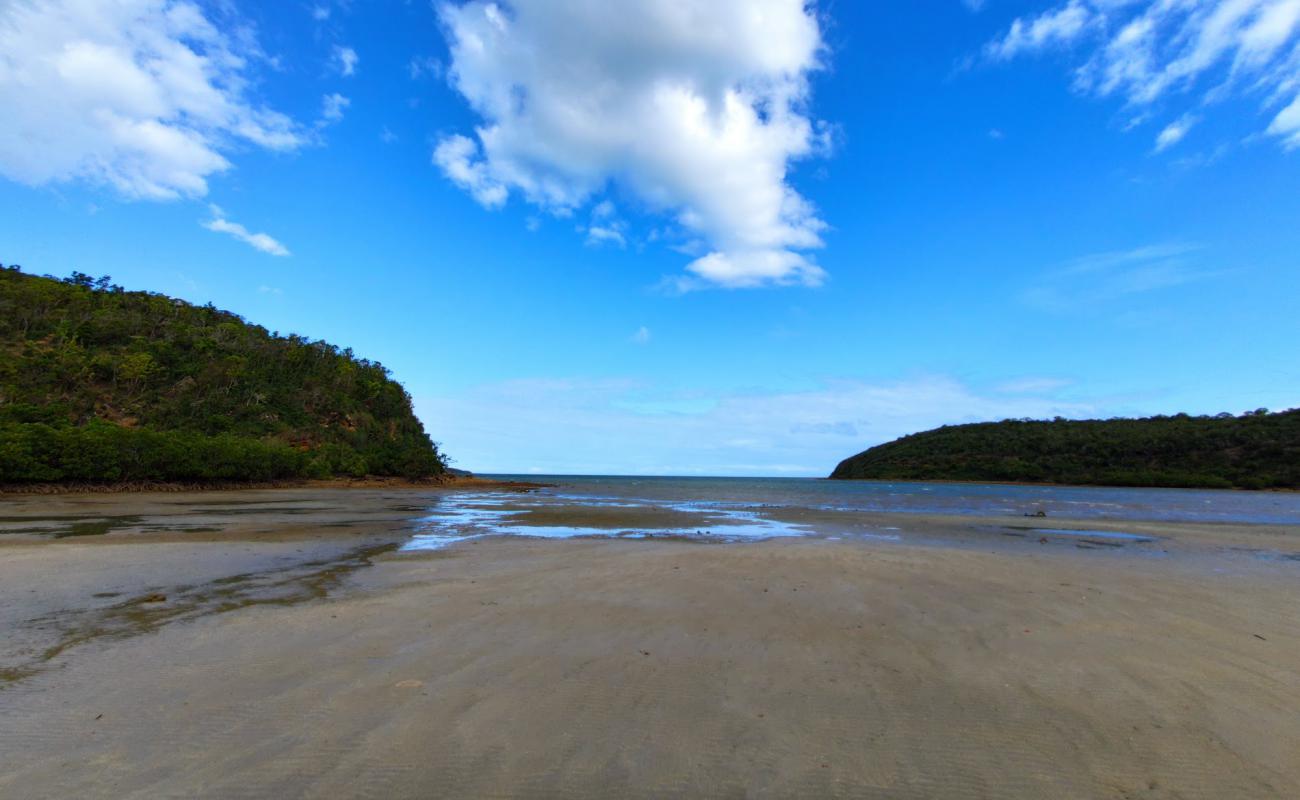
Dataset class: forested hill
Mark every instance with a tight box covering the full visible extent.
[830,410,1300,490]
[0,265,445,484]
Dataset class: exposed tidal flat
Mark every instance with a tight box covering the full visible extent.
[2,479,1300,798]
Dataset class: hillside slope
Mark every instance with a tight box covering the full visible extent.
[0,265,445,484]
[830,411,1300,490]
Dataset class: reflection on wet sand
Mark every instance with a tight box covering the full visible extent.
[402,491,815,550]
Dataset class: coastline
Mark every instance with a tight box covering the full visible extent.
[827,475,1300,493]
[0,474,551,497]
[8,472,1295,497]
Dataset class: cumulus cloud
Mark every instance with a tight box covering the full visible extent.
[984,1,1300,149]
[202,205,290,256]
[416,375,1095,475]
[433,134,508,207]
[433,0,831,289]
[0,0,302,200]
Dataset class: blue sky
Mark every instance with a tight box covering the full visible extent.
[2,0,1298,475]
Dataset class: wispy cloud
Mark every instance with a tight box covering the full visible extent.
[1154,114,1198,152]
[982,0,1300,149]
[417,375,1095,476]
[408,55,441,80]
[1021,243,1223,312]
[586,226,627,248]
[202,205,290,257]
[996,377,1074,395]
[631,326,651,344]
[985,1,1092,61]
[319,93,350,125]
[584,201,628,248]
[332,45,358,76]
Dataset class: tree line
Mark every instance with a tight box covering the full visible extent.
[830,410,1300,490]
[1,264,445,483]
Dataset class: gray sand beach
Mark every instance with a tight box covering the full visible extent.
[2,484,1299,798]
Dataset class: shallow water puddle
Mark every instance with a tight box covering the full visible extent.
[1032,528,1156,543]
[0,514,146,538]
[400,492,815,551]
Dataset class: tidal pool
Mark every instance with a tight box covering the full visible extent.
[400,492,814,551]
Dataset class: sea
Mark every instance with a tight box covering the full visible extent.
[485,475,1300,526]
[395,475,1300,552]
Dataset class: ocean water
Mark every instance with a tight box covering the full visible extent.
[399,475,1300,552]
[485,475,1300,526]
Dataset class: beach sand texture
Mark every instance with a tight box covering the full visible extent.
[2,488,1298,798]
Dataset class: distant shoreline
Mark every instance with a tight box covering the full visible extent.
[0,475,551,497]
[7,474,1295,497]
[829,476,1300,493]
[830,411,1300,491]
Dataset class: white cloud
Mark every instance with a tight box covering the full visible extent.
[985,1,1300,149]
[311,5,330,22]
[332,45,358,76]
[1021,243,1222,311]
[202,205,290,256]
[1269,92,1300,147]
[320,92,350,124]
[631,326,651,344]
[586,226,627,248]
[408,55,441,80]
[416,375,1095,476]
[0,0,302,200]
[986,1,1092,61]
[584,201,627,247]
[433,0,830,289]
[433,134,507,207]
[1154,113,1197,151]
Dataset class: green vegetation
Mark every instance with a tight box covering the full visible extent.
[1,265,445,484]
[830,410,1300,490]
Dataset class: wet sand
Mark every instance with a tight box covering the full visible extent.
[2,488,1299,798]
